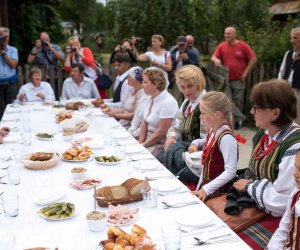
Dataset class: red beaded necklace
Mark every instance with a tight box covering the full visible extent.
[253,133,278,160]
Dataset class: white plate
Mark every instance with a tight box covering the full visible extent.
[70,178,102,190]
[1,114,20,122]
[39,209,77,221]
[81,141,104,149]
[189,151,203,160]
[5,108,21,114]
[3,135,22,143]
[92,110,107,117]
[139,160,160,171]
[32,106,47,111]
[107,216,139,226]
[124,145,144,154]
[150,179,182,192]
[0,162,11,169]
[95,159,122,166]
[0,150,14,160]
[62,157,91,163]
[111,132,131,139]
[35,191,65,206]
[36,135,55,141]
[173,209,214,228]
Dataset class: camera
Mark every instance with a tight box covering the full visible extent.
[71,47,77,52]
[41,40,48,50]
[0,35,7,50]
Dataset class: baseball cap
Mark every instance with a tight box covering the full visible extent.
[177,36,187,44]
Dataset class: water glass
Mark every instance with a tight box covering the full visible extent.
[162,226,181,250]
[23,105,30,113]
[23,118,31,132]
[1,194,19,217]
[59,96,67,105]
[78,104,86,112]
[141,186,158,208]
[23,132,31,146]
[8,165,21,185]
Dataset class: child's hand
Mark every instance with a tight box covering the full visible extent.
[188,144,198,153]
[193,188,207,202]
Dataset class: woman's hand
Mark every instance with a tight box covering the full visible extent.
[188,144,198,153]
[0,127,10,136]
[193,188,207,202]
[233,179,253,192]
[164,137,176,150]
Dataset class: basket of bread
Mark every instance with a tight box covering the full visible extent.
[65,101,85,110]
[22,152,60,170]
[100,224,157,250]
[55,111,73,123]
[95,178,149,207]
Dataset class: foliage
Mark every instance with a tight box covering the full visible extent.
[11,1,65,64]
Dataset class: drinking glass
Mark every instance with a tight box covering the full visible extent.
[8,164,21,185]
[23,132,31,146]
[23,118,31,132]
[59,96,67,105]
[1,194,19,217]
[23,105,30,114]
[161,226,181,250]
[141,186,158,208]
[78,104,86,112]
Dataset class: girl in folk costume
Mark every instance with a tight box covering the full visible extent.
[192,91,238,201]
[267,150,300,250]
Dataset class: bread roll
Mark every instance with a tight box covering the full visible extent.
[104,242,116,250]
[131,224,147,237]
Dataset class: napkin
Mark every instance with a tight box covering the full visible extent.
[184,152,202,177]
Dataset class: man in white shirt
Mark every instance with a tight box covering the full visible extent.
[17,67,55,102]
[61,63,99,100]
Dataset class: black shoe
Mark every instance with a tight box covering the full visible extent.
[234,121,242,130]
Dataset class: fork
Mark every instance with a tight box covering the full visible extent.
[162,201,199,208]
[193,237,238,246]
[145,175,178,181]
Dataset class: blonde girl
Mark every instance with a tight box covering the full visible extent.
[191,91,238,201]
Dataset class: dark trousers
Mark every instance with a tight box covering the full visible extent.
[0,83,18,120]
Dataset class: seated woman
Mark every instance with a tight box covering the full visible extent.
[138,68,179,155]
[267,150,300,250]
[161,65,206,184]
[109,38,137,65]
[137,34,172,88]
[17,67,55,102]
[103,66,146,129]
[64,36,108,99]
[190,91,238,199]
[229,79,300,249]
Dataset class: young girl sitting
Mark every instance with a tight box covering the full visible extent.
[267,150,300,250]
[191,91,238,201]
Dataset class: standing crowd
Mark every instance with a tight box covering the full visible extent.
[1,24,300,249]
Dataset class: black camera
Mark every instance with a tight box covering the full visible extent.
[41,40,48,49]
[0,35,7,50]
[71,47,77,52]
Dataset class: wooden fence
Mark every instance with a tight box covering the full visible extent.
[16,62,280,122]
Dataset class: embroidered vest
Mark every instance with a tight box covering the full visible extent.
[283,50,300,89]
[248,128,300,181]
[181,101,201,141]
[201,129,235,193]
[112,77,127,103]
[284,191,300,250]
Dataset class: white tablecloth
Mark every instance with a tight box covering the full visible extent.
[0,101,251,250]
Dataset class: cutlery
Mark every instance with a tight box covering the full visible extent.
[0,192,4,196]
[145,175,178,181]
[158,190,189,196]
[194,233,232,243]
[193,237,238,246]
[162,201,199,208]
[140,168,164,173]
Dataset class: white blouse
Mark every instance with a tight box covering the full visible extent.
[143,90,178,132]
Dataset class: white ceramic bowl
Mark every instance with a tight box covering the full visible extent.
[63,135,74,142]
[71,169,87,179]
[86,217,107,232]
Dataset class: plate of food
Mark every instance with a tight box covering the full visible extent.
[94,155,122,165]
[36,133,55,141]
[72,136,93,146]
[35,190,65,206]
[37,202,76,221]
[150,179,182,193]
[107,204,139,226]
[62,146,93,162]
[71,178,102,190]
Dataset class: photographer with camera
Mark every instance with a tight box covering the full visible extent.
[109,38,137,65]
[27,32,64,68]
[0,27,18,120]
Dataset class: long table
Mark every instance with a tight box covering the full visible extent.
[0,101,251,250]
